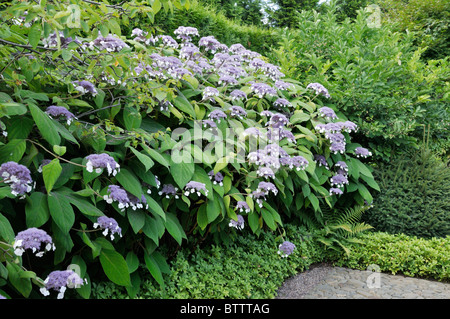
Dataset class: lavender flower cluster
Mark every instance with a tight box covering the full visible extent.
[104,185,148,212]
[13,227,55,257]
[93,216,122,240]
[45,105,77,125]
[85,153,120,176]
[40,270,87,299]
[0,161,34,198]
[278,241,296,258]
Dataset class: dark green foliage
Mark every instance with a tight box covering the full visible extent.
[363,146,450,238]
[92,224,328,299]
[270,5,450,161]
[377,0,450,60]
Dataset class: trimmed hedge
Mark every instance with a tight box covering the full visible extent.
[335,232,450,282]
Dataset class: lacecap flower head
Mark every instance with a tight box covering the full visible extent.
[13,228,55,257]
[0,161,34,198]
[93,216,122,240]
[85,153,120,176]
[40,270,87,299]
[278,241,296,257]
[184,181,208,197]
[229,215,245,230]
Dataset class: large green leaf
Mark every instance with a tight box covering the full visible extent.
[196,204,208,230]
[6,262,32,298]
[172,94,195,118]
[0,213,14,243]
[164,213,186,245]
[28,102,61,146]
[99,249,131,287]
[42,158,62,193]
[144,251,164,288]
[129,146,154,171]
[127,209,145,233]
[115,167,143,198]
[25,192,50,228]
[0,139,26,163]
[145,195,166,220]
[170,152,194,189]
[28,23,41,49]
[140,143,170,168]
[47,191,75,233]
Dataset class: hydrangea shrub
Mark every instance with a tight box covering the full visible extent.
[0,0,377,298]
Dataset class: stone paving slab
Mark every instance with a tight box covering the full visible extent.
[276,264,450,299]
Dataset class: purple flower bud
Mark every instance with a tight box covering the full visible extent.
[229,43,246,54]
[158,184,179,199]
[218,75,238,86]
[40,270,87,299]
[85,153,120,176]
[264,144,287,157]
[330,173,349,188]
[13,228,55,257]
[229,214,245,230]
[72,80,98,96]
[251,190,267,208]
[229,106,247,118]
[257,166,275,179]
[306,82,330,98]
[180,46,200,60]
[329,187,343,196]
[278,241,295,257]
[104,185,130,211]
[45,105,77,125]
[335,161,348,172]
[203,119,217,128]
[0,161,33,197]
[330,142,346,154]
[243,127,262,138]
[290,156,309,171]
[267,113,289,128]
[208,109,227,122]
[236,201,250,213]
[314,154,329,169]
[248,150,266,165]
[174,26,199,42]
[93,216,122,240]
[168,67,193,80]
[43,31,80,48]
[89,33,129,52]
[199,36,225,53]
[203,86,220,101]
[208,170,224,185]
[355,147,372,158]
[318,107,337,120]
[250,82,277,98]
[184,181,208,196]
[274,80,293,90]
[230,89,247,101]
[159,35,179,49]
[260,110,273,117]
[341,121,358,133]
[257,181,278,196]
[273,98,292,108]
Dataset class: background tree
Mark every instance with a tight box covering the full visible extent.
[200,0,265,26]
[266,0,319,28]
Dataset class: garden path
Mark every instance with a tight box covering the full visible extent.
[276,263,450,299]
